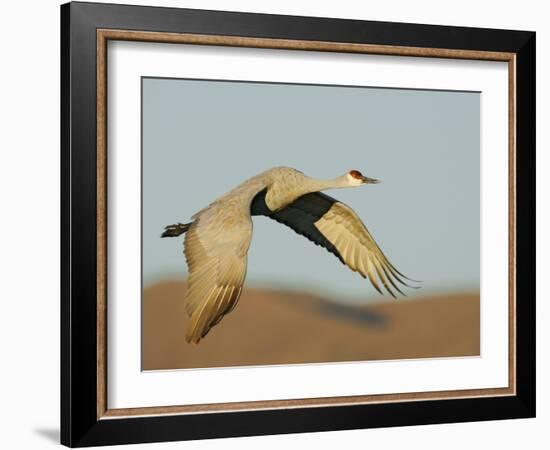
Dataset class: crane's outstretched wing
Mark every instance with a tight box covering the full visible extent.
[251,190,416,297]
[183,204,251,343]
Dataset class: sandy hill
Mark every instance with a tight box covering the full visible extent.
[142,281,479,370]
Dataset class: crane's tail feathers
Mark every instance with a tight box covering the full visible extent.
[161,222,192,238]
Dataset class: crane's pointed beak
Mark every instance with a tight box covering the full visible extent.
[361,176,380,184]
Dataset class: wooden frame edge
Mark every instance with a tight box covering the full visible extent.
[97,29,108,419]
[508,55,517,395]
[98,28,515,61]
[101,387,515,419]
[95,28,517,420]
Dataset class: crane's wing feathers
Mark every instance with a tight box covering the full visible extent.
[183,185,414,343]
[183,206,250,343]
[252,189,344,264]
[315,202,416,297]
[252,190,414,297]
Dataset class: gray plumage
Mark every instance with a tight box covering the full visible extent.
[162,166,417,343]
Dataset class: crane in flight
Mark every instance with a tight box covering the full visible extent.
[162,167,417,343]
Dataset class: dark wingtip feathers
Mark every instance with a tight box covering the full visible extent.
[161,222,192,238]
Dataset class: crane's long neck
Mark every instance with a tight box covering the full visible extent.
[263,173,352,212]
[306,175,351,192]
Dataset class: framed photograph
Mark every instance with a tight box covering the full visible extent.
[61,1,536,447]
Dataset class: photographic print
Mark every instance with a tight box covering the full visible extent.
[62,4,535,445]
[141,77,480,370]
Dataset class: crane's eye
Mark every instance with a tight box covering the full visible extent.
[349,170,363,179]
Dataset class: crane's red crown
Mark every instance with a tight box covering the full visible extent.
[349,170,363,179]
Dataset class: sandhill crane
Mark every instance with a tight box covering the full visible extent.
[162,166,417,343]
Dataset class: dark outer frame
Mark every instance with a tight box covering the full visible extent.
[61,1,535,447]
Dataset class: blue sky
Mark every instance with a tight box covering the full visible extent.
[142,78,480,303]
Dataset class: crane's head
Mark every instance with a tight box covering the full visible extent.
[347,170,380,186]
